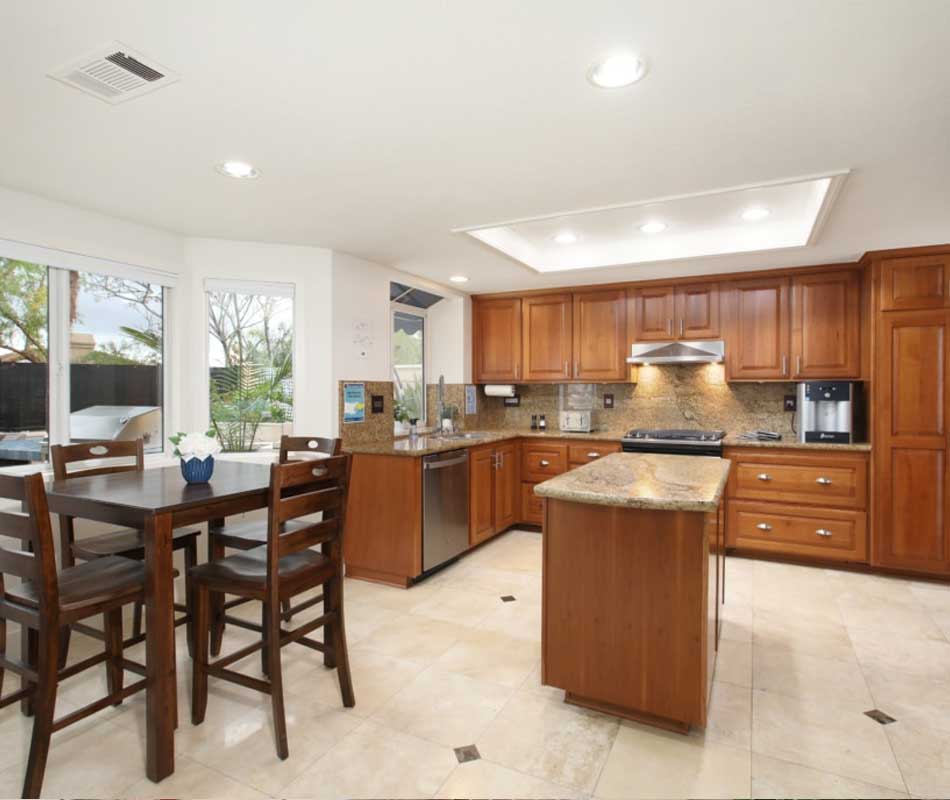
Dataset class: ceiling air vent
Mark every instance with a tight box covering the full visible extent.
[48,42,179,104]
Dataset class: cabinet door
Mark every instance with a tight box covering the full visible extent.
[493,443,519,532]
[873,309,950,574]
[792,270,861,378]
[675,283,720,339]
[522,294,572,381]
[573,289,626,380]
[880,255,950,311]
[631,286,675,341]
[473,298,522,382]
[469,446,496,546]
[726,277,790,380]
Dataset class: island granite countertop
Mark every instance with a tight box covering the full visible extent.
[533,452,732,513]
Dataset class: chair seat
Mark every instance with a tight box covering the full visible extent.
[189,546,334,598]
[13,556,153,618]
[72,526,200,560]
[209,518,311,550]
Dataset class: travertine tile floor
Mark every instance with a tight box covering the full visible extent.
[3,528,950,797]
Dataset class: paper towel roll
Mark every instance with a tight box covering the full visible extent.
[484,384,516,397]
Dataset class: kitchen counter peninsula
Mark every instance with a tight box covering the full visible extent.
[534,452,731,733]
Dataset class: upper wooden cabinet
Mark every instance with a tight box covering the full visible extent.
[572,289,626,381]
[473,298,522,382]
[791,270,861,379]
[725,277,791,380]
[522,294,572,381]
[879,254,950,311]
[630,283,719,342]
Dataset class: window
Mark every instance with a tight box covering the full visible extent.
[68,272,165,452]
[392,307,426,428]
[207,284,294,452]
[0,258,49,466]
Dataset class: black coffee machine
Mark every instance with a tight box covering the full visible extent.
[796,381,866,444]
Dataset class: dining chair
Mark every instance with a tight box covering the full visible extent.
[51,440,200,658]
[0,472,150,798]
[190,454,355,759]
[208,435,343,655]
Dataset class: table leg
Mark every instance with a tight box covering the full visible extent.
[144,512,175,782]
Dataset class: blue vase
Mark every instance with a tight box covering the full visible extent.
[181,456,215,484]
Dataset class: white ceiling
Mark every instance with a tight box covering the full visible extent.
[1,1,949,294]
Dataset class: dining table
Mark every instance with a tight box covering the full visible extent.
[44,459,274,782]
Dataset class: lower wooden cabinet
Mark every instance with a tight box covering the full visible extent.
[470,441,520,546]
[522,482,545,525]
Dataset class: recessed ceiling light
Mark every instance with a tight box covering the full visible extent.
[553,231,579,245]
[587,53,648,89]
[639,221,667,234]
[216,160,259,179]
[741,207,770,221]
[449,275,469,284]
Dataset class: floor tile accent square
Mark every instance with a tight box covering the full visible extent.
[501,595,517,602]
[454,744,481,763]
[865,708,897,725]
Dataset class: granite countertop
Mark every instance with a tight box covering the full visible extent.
[723,435,872,452]
[533,452,731,513]
[343,429,626,457]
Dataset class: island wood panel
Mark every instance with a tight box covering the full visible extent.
[879,254,950,311]
[473,297,522,382]
[872,308,950,574]
[792,270,862,378]
[630,285,675,341]
[675,282,720,339]
[522,294,572,381]
[725,276,791,380]
[542,499,712,731]
[572,289,627,380]
[345,454,422,587]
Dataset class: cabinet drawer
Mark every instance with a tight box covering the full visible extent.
[729,452,867,509]
[728,501,867,562]
[568,441,621,466]
[522,482,544,525]
[522,444,568,482]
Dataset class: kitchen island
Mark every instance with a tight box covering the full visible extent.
[534,452,731,733]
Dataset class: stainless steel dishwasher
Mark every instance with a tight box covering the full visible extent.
[422,449,470,573]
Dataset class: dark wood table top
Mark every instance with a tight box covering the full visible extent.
[45,460,273,514]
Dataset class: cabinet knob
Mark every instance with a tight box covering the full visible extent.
[756,522,773,532]
[539,459,550,467]
[816,477,832,485]
[587,452,601,459]
[757,473,771,482]
[815,528,832,537]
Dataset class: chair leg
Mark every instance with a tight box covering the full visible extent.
[20,626,37,717]
[183,540,197,659]
[261,603,270,677]
[0,614,5,698]
[208,533,226,656]
[327,576,355,708]
[104,608,124,706]
[266,601,289,760]
[281,599,293,624]
[22,627,59,800]
[191,587,209,725]
[132,601,143,640]
[57,626,71,671]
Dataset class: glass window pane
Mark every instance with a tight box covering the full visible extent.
[68,272,164,452]
[0,258,48,466]
[208,291,294,452]
[393,309,425,427]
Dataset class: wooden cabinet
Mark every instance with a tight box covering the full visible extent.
[880,254,950,311]
[522,481,545,525]
[872,307,950,575]
[522,294,572,381]
[522,442,568,482]
[572,289,626,380]
[568,441,621,466]
[731,450,867,509]
[791,270,861,378]
[631,283,719,342]
[473,298,522,382]
[470,442,519,546]
[725,277,791,380]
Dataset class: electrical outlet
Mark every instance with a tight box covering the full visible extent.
[603,393,614,409]
[784,395,797,412]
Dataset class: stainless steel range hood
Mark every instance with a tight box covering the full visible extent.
[626,340,725,365]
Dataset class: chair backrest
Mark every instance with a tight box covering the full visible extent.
[0,472,59,619]
[278,435,342,463]
[262,454,351,597]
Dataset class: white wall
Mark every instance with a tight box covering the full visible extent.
[428,295,472,384]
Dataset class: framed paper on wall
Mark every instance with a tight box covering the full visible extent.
[343,382,366,423]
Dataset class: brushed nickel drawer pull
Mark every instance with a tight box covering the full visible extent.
[757,473,771,481]
[756,523,773,532]
[587,452,601,458]
[539,459,550,467]
[816,528,833,537]
[816,477,832,485]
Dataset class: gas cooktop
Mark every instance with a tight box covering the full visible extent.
[623,428,726,442]
[621,428,726,456]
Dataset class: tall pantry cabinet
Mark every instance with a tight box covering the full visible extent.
[869,247,950,575]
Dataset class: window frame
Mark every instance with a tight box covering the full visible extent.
[390,301,428,430]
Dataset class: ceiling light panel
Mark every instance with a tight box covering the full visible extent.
[457,172,848,273]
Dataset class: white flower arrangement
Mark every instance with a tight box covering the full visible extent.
[169,430,222,462]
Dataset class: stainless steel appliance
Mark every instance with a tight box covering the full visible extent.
[621,428,725,457]
[626,340,725,365]
[797,381,865,444]
[422,449,470,573]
